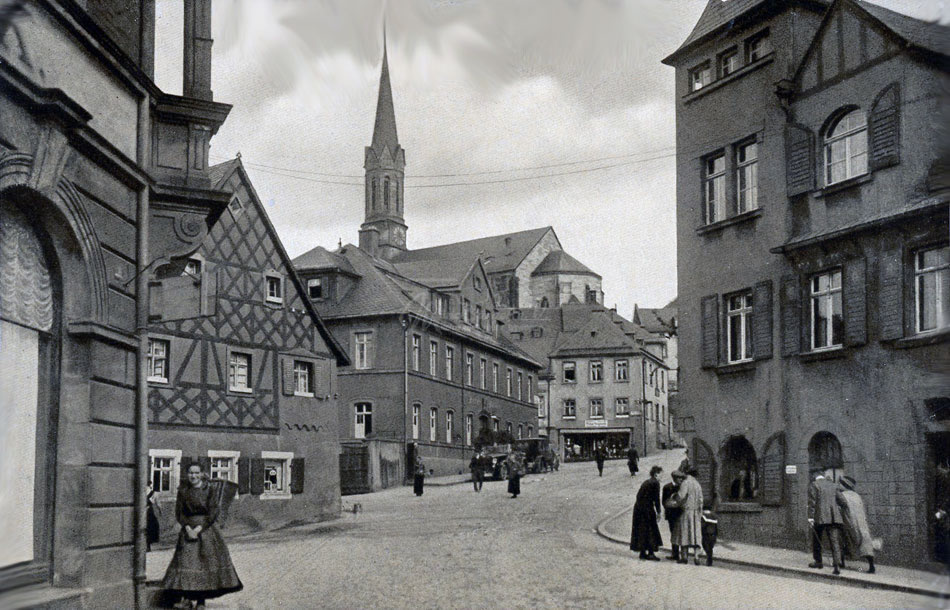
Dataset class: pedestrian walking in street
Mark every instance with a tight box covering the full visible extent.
[161,464,242,609]
[470,451,485,492]
[630,466,663,560]
[595,444,607,477]
[700,501,718,566]
[413,455,426,497]
[674,468,703,565]
[837,476,878,573]
[507,450,523,498]
[808,469,845,575]
[627,445,639,476]
[662,471,685,561]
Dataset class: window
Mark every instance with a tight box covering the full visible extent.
[446,411,454,443]
[463,299,471,324]
[475,305,482,329]
[590,398,604,418]
[149,449,181,497]
[355,402,373,438]
[518,424,524,440]
[384,176,390,209]
[727,292,754,363]
[718,47,739,78]
[355,331,374,369]
[689,61,711,91]
[431,293,448,316]
[589,361,603,382]
[721,436,759,502]
[474,275,482,291]
[147,338,169,383]
[615,359,629,382]
[527,375,533,399]
[563,399,576,418]
[517,372,523,400]
[412,404,420,439]
[746,30,771,62]
[562,361,576,383]
[916,245,949,333]
[429,341,438,376]
[265,274,283,304]
[293,360,313,395]
[506,368,513,396]
[445,345,455,380]
[307,277,323,300]
[810,270,843,350]
[824,109,868,185]
[229,351,251,392]
[480,358,487,389]
[465,414,473,445]
[492,418,499,433]
[208,450,240,485]
[430,408,437,442]
[228,196,244,216]
[372,178,378,209]
[184,259,201,277]
[261,451,293,498]
[616,397,630,417]
[492,363,499,392]
[527,426,534,437]
[466,353,474,385]
[703,152,726,224]
[506,422,512,436]
[586,288,598,304]
[412,335,421,371]
[736,140,758,214]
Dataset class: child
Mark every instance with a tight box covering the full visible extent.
[700,503,718,566]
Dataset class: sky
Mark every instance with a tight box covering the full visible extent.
[156,0,944,318]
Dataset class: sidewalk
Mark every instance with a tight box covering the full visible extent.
[597,504,950,599]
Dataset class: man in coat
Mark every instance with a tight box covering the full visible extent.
[808,469,845,574]
[662,471,685,560]
[594,444,607,477]
[627,445,640,476]
[470,451,485,492]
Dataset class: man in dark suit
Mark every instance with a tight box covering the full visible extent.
[808,469,845,574]
[662,471,685,561]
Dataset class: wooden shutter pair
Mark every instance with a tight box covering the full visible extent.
[281,357,328,396]
[245,457,306,495]
[700,281,773,366]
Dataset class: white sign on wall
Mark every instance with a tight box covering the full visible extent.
[584,419,608,428]
[785,465,798,475]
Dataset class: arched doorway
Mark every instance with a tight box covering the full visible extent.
[0,198,59,578]
[719,436,758,502]
[808,431,844,476]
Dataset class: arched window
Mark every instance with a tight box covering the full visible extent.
[371,178,378,209]
[824,108,867,185]
[720,436,758,502]
[384,176,390,210]
[395,182,400,213]
[808,431,843,474]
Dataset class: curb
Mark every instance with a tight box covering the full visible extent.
[595,505,949,600]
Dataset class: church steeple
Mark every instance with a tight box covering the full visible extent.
[360,23,407,260]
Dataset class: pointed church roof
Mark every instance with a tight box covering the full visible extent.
[371,32,400,155]
[531,250,601,278]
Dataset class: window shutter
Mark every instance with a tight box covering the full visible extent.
[780,275,801,357]
[869,83,900,170]
[879,247,904,341]
[290,458,305,494]
[249,458,265,495]
[844,257,867,347]
[148,280,163,320]
[312,358,327,395]
[197,457,211,476]
[281,357,295,396]
[160,275,202,321]
[758,432,786,506]
[200,267,217,316]
[237,457,250,494]
[785,123,815,197]
[753,280,773,361]
[692,438,716,503]
[367,334,376,368]
[179,456,193,483]
[700,295,719,368]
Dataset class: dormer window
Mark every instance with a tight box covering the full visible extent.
[746,30,771,63]
[308,277,323,300]
[718,48,739,78]
[689,62,711,92]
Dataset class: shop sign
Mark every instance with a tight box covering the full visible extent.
[584,419,608,428]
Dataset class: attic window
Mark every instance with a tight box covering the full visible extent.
[228,196,244,216]
[530,327,543,338]
[746,29,771,63]
[308,277,323,300]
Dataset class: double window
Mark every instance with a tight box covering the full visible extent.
[810,270,843,351]
[702,137,759,226]
[727,292,754,363]
[915,245,949,333]
[149,449,181,497]
[615,397,630,417]
[355,402,373,438]
[824,109,868,186]
[354,331,374,369]
[147,338,169,383]
[614,359,629,382]
[208,450,240,486]
[590,398,604,419]
[229,351,252,392]
[563,399,576,418]
[589,360,603,382]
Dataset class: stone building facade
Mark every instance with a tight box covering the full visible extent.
[665,0,948,568]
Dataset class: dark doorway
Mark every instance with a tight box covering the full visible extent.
[808,431,844,476]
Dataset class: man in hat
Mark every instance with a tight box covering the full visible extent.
[808,469,845,574]
[837,476,876,573]
[663,471,686,560]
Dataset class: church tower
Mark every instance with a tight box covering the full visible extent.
[359,31,407,260]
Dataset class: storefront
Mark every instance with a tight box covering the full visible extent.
[558,427,634,461]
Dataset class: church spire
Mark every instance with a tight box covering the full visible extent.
[371,23,399,155]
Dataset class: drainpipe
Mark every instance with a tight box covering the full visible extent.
[401,315,409,479]
[641,358,648,458]
[133,93,151,610]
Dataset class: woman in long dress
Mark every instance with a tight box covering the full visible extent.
[837,476,877,573]
[507,451,523,498]
[162,464,242,609]
[413,455,426,496]
[675,469,704,564]
[630,466,663,560]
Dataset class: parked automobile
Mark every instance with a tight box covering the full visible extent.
[512,437,556,474]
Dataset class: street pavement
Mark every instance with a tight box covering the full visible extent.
[147,449,942,608]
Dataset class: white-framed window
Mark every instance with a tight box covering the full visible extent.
[430,407,438,442]
[616,397,630,417]
[307,277,323,300]
[265,274,283,304]
[261,451,293,499]
[704,152,726,224]
[562,361,576,383]
[228,195,244,216]
[355,402,373,438]
[718,47,739,78]
[465,414,473,445]
[229,351,252,392]
[563,399,576,418]
[463,299,471,324]
[147,338,170,383]
[527,375,533,399]
[689,61,711,91]
[746,29,771,62]
[736,140,758,214]
[480,358,487,389]
[492,418,499,434]
[589,361,603,382]
[810,270,843,350]
[208,450,240,485]
[446,410,454,443]
[590,398,604,418]
[429,340,438,376]
[184,259,201,277]
[614,359,629,382]
[518,424,524,440]
[466,353,474,386]
[355,331,374,369]
[824,109,868,185]
[445,345,455,380]
[916,245,949,333]
[149,449,181,498]
[492,363,499,392]
[517,372,523,400]
[506,368,513,396]
[727,292,754,363]
[411,335,421,371]
[293,360,313,395]
[412,403,421,439]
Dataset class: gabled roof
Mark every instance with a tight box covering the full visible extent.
[294,245,359,276]
[633,303,678,335]
[552,311,639,356]
[854,0,948,57]
[390,227,556,275]
[391,256,476,289]
[209,159,350,366]
[531,250,601,278]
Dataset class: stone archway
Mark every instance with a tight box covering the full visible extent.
[808,431,844,475]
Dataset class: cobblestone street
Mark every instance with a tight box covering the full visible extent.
[147,449,940,608]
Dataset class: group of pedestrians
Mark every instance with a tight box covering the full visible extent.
[808,469,878,575]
